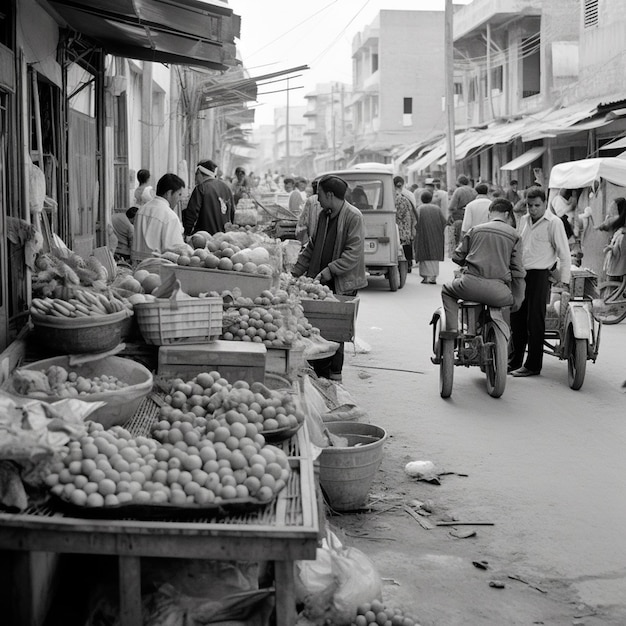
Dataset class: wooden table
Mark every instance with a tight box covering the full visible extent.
[0,401,320,626]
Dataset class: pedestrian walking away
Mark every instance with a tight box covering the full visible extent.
[461,182,491,236]
[414,189,447,284]
[291,174,367,383]
[447,175,477,247]
[441,198,526,331]
[394,176,416,271]
[112,206,138,262]
[509,186,571,377]
[183,160,235,236]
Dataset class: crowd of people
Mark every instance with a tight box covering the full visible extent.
[110,163,626,385]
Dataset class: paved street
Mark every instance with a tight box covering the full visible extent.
[334,259,626,625]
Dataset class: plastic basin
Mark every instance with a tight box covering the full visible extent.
[9,355,153,428]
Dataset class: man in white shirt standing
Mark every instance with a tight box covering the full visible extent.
[509,186,571,377]
[461,182,492,236]
[132,173,186,262]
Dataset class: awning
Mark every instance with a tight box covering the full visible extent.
[599,136,626,151]
[549,157,626,188]
[47,0,240,70]
[520,101,600,142]
[500,146,546,171]
[407,142,447,173]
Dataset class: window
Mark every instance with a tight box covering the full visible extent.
[371,53,379,73]
[403,97,412,127]
[584,0,599,28]
[344,179,384,211]
[522,37,541,98]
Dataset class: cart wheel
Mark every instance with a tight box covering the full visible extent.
[568,337,588,390]
[388,266,400,291]
[485,324,507,398]
[398,260,408,289]
[440,338,454,398]
[596,281,626,325]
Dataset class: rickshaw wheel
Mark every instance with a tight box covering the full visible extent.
[388,265,400,291]
[440,338,454,398]
[485,324,507,398]
[568,336,587,390]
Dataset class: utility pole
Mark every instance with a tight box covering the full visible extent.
[285,77,291,175]
[445,0,456,190]
[331,84,336,168]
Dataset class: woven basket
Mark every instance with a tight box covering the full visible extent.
[134,280,223,346]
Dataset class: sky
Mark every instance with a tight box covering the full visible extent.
[228,0,472,127]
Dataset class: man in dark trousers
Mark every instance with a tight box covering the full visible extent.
[292,175,367,383]
[183,159,235,236]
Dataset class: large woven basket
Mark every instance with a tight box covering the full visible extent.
[134,280,223,346]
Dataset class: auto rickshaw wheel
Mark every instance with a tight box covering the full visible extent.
[388,265,400,291]
[484,324,507,398]
[398,259,408,289]
[568,336,587,390]
[439,338,454,398]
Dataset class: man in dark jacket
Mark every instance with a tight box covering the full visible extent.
[183,160,235,236]
[292,174,367,382]
[448,174,477,247]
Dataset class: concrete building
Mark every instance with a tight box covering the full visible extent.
[303,81,353,175]
[350,9,446,165]
[273,105,307,176]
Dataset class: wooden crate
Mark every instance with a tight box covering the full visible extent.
[301,296,360,342]
[160,265,272,299]
[266,345,305,376]
[158,340,266,384]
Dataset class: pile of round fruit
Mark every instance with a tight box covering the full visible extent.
[221,304,293,347]
[163,232,274,277]
[158,372,304,435]
[352,600,417,626]
[283,275,337,301]
[45,401,291,508]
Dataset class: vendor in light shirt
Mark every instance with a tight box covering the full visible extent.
[132,173,186,262]
[509,186,571,378]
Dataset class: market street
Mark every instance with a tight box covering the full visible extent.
[338,259,626,626]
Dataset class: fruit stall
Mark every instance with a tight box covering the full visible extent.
[0,228,373,626]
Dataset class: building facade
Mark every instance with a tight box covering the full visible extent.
[351,10,446,165]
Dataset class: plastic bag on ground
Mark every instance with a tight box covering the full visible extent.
[295,526,382,626]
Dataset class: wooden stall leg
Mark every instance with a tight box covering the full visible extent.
[118,555,142,626]
[273,560,296,626]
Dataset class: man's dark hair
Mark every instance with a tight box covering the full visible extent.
[526,186,545,202]
[283,177,295,186]
[475,182,489,195]
[126,206,139,220]
[198,159,218,173]
[137,169,150,184]
[156,173,185,197]
[393,176,405,187]
[510,179,518,185]
[318,175,348,200]
[235,167,245,176]
[420,189,433,204]
[489,198,513,214]
[457,175,470,186]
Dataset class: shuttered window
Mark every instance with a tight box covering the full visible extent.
[584,0,599,28]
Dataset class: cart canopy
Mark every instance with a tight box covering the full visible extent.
[549,157,626,189]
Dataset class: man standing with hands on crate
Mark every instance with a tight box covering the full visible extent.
[292,175,367,383]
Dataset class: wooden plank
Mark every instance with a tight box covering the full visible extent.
[274,560,296,626]
[119,556,142,626]
[403,505,435,530]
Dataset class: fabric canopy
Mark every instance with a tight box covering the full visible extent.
[500,147,546,171]
[548,157,626,189]
[49,0,239,70]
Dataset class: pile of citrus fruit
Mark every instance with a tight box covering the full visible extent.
[352,600,417,626]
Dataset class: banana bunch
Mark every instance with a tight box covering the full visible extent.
[30,291,128,319]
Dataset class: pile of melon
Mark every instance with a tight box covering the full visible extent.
[116,268,162,296]
[160,231,274,277]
